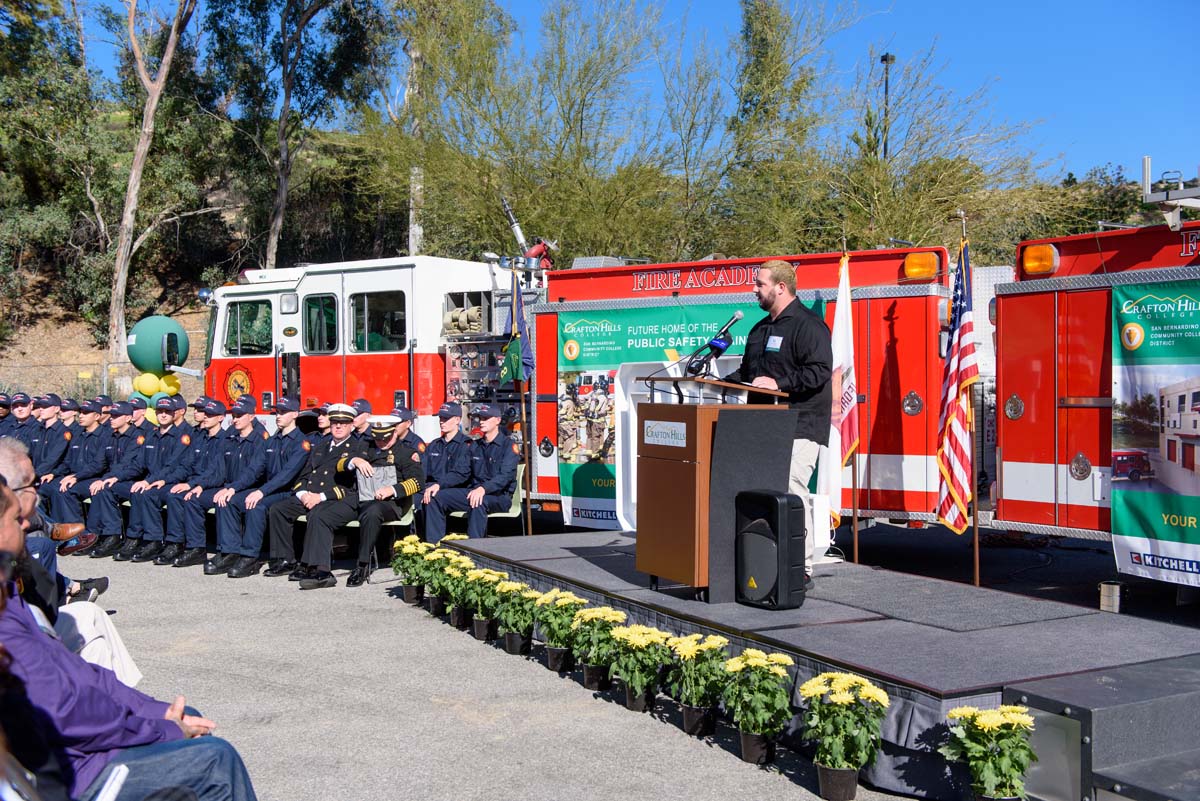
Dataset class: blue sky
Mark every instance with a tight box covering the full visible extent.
[85,0,1197,184]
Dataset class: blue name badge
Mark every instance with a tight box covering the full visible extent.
[766,335,783,352]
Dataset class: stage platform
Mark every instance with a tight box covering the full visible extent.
[451,533,1200,801]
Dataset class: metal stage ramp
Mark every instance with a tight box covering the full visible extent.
[451,533,1200,801]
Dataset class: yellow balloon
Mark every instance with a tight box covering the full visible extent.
[146,409,159,426]
[159,374,181,396]
[134,372,160,396]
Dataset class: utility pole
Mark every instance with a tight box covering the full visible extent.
[880,52,896,160]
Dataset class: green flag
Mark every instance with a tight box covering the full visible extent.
[498,334,524,384]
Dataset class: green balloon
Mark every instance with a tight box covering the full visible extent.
[127,316,190,375]
[129,391,152,405]
[148,391,170,410]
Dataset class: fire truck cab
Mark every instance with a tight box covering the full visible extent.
[202,256,528,441]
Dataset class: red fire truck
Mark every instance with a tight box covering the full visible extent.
[990,218,1200,541]
[527,247,953,529]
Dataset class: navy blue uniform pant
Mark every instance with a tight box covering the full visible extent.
[127,485,170,540]
[424,488,509,541]
[216,490,290,557]
[44,480,94,525]
[86,482,133,537]
[164,488,222,549]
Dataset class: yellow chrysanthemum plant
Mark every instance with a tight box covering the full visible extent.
[464,568,510,619]
[495,582,539,638]
[609,625,673,696]
[390,535,434,584]
[533,588,589,648]
[570,607,628,669]
[414,547,462,594]
[431,553,475,604]
[798,672,891,771]
[720,649,797,737]
[938,705,1037,799]
[664,634,731,709]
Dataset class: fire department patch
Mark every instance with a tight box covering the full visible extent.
[224,365,253,401]
[136,435,145,445]
[302,440,312,451]
[417,442,426,453]
[511,443,520,455]
[181,434,191,445]
[262,430,269,440]
[63,430,71,441]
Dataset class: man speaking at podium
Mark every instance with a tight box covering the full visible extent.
[725,259,832,586]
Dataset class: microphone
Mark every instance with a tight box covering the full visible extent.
[686,310,745,375]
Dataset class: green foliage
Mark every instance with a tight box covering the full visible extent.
[463,568,507,618]
[569,607,627,667]
[532,587,588,648]
[390,535,434,583]
[663,634,730,708]
[720,648,795,737]
[939,706,1038,799]
[798,672,890,770]
[494,583,539,637]
[608,625,671,695]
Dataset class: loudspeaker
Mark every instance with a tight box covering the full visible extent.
[735,490,806,610]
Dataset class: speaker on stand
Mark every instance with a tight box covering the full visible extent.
[735,490,807,610]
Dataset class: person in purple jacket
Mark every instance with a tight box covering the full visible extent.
[0,477,258,800]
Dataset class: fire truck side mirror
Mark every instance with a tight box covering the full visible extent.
[938,330,949,359]
[161,333,180,369]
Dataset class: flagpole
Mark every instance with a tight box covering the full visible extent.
[972,381,980,587]
[852,450,859,564]
[517,376,534,536]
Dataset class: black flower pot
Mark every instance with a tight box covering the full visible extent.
[449,606,473,630]
[816,764,858,800]
[624,684,656,712]
[738,731,776,765]
[503,632,532,655]
[401,584,424,605]
[582,663,612,691]
[546,646,573,673]
[471,617,498,641]
[426,594,446,616]
[680,704,716,737]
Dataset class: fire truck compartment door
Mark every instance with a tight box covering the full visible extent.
[1057,289,1112,530]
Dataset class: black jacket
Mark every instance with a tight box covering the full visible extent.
[726,297,833,441]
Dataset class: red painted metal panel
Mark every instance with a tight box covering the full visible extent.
[546,248,949,302]
[534,311,560,495]
[995,291,1056,525]
[1057,289,1112,530]
[207,356,276,406]
[1016,220,1200,281]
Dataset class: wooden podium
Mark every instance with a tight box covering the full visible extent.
[634,377,790,596]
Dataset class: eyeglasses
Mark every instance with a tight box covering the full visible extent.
[10,480,36,496]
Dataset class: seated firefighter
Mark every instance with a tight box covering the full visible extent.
[424,402,520,542]
[264,403,365,587]
[343,416,424,587]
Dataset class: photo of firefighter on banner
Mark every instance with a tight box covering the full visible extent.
[1112,279,1200,586]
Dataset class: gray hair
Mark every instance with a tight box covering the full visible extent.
[0,438,32,486]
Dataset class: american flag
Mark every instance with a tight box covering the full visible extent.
[935,240,980,534]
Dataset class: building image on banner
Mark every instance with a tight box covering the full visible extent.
[1112,280,1200,586]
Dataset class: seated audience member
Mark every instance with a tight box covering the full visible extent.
[343,416,423,587]
[418,402,472,540]
[0,480,259,801]
[216,397,310,578]
[158,399,229,568]
[197,398,269,576]
[83,403,149,558]
[264,404,365,586]
[424,403,520,542]
[115,396,194,563]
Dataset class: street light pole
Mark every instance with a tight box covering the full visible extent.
[880,52,896,160]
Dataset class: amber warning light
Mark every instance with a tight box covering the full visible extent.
[1021,243,1059,276]
[902,251,939,281]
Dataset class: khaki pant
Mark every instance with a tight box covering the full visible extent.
[789,437,820,572]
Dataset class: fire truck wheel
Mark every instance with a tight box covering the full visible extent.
[1129,470,1141,482]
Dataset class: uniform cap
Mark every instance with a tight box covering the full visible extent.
[171,395,188,411]
[190,395,212,409]
[327,403,356,423]
[0,394,9,407]
[437,402,462,420]
[351,398,372,415]
[92,395,113,407]
[9,393,31,406]
[61,398,80,412]
[128,396,148,410]
[80,400,103,413]
[33,393,62,409]
[202,399,227,417]
[110,401,133,417]
[154,396,175,412]
[471,402,502,420]
[270,397,300,413]
[391,407,416,422]
[235,394,257,411]
[369,415,402,438]
[230,398,256,416]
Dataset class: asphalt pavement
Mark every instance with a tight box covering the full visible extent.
[77,554,901,801]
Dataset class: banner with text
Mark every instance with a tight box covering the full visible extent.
[1112,279,1200,586]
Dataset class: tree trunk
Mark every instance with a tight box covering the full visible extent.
[107,0,197,373]
[263,155,290,270]
[404,40,423,256]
